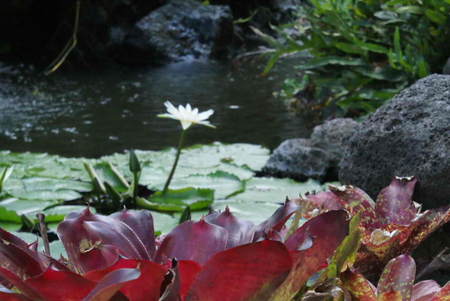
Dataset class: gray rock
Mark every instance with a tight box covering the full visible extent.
[124,0,233,63]
[263,118,360,181]
[444,57,450,75]
[339,74,450,209]
[263,139,329,181]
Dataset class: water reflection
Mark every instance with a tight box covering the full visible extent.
[0,59,314,157]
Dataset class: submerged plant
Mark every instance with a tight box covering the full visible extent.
[157,101,215,194]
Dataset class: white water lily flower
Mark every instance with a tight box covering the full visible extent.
[157,101,215,130]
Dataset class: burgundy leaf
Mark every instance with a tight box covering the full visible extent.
[110,209,156,259]
[184,239,293,301]
[264,229,284,242]
[119,260,167,301]
[154,218,228,265]
[204,206,255,248]
[271,210,350,300]
[78,245,121,276]
[253,198,300,241]
[57,207,150,273]
[375,176,417,226]
[0,241,43,279]
[0,228,29,249]
[84,256,139,282]
[83,268,140,301]
[303,191,346,211]
[178,260,202,301]
[377,254,416,300]
[412,280,441,301]
[160,260,180,301]
[25,265,97,301]
[0,268,42,301]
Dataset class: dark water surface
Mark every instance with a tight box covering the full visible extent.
[0,59,313,158]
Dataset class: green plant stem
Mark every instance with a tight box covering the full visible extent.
[163,130,186,194]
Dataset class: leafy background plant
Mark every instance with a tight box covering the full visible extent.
[258,0,450,114]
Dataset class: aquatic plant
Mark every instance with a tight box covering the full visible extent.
[0,203,349,300]
[299,176,450,278]
[157,102,215,194]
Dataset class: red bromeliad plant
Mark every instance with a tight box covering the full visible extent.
[299,176,450,278]
[0,200,350,301]
[342,254,450,301]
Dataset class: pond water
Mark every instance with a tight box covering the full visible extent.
[0,59,314,158]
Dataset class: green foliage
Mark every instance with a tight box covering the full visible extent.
[260,0,450,114]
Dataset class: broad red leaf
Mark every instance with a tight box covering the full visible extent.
[57,207,150,273]
[204,206,255,249]
[78,244,120,274]
[430,281,450,301]
[84,256,139,282]
[184,239,293,301]
[375,176,417,226]
[0,241,43,279]
[110,209,156,258]
[0,228,29,249]
[341,270,377,301]
[25,265,97,301]
[178,260,202,301]
[160,260,180,301]
[154,218,228,265]
[0,285,30,301]
[83,268,140,301]
[271,210,350,300]
[119,260,167,301]
[0,268,41,301]
[377,254,415,300]
[253,198,300,241]
[412,280,441,301]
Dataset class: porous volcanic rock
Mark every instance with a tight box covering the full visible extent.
[339,74,450,209]
[263,118,360,181]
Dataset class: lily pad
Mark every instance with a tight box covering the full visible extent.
[229,178,322,203]
[180,142,270,171]
[137,188,214,212]
[92,162,129,192]
[49,240,67,258]
[150,171,245,199]
[0,222,21,231]
[0,197,59,216]
[0,206,21,223]
[6,190,82,201]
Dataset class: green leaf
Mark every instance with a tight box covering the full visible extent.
[326,211,362,278]
[104,182,123,206]
[297,57,366,70]
[94,162,129,193]
[417,60,429,78]
[395,6,425,14]
[354,42,389,54]
[42,205,96,223]
[138,188,214,212]
[229,178,322,203]
[0,165,14,193]
[355,65,404,82]
[150,171,245,199]
[49,240,67,258]
[0,221,21,231]
[179,206,191,224]
[0,206,21,223]
[129,150,141,173]
[0,197,59,217]
[425,9,447,24]
[335,43,367,55]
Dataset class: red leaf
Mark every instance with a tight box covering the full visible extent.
[377,254,415,300]
[412,280,441,301]
[109,209,156,259]
[120,260,167,301]
[178,260,202,301]
[83,268,140,301]
[341,270,377,301]
[0,285,30,301]
[378,291,403,300]
[84,256,140,282]
[0,241,43,279]
[78,245,120,274]
[184,240,293,301]
[271,210,350,300]
[160,260,180,301]
[375,176,417,226]
[57,207,150,273]
[253,198,300,241]
[204,206,255,249]
[25,265,97,301]
[430,281,450,301]
[0,268,41,301]
[154,218,228,265]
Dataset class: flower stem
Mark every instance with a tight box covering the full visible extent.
[163,130,186,194]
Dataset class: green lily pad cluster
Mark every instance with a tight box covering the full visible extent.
[0,143,323,234]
